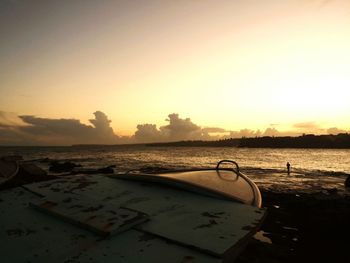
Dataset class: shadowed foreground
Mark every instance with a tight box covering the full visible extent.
[237,190,350,263]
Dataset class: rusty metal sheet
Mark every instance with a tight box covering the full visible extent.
[30,197,149,236]
[65,230,222,263]
[25,175,266,258]
[0,187,222,263]
[0,187,97,263]
[133,201,265,257]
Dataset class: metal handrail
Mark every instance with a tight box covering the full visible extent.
[216,160,261,207]
[216,160,240,173]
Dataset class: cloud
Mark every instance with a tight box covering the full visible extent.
[0,111,120,145]
[0,111,348,145]
[134,114,206,143]
[262,127,279,137]
[88,111,117,142]
[132,115,308,142]
[0,111,29,127]
[292,122,349,135]
[160,113,203,141]
[327,127,346,135]
[134,114,233,142]
[228,129,261,138]
[19,115,93,137]
[202,127,227,133]
[293,122,320,130]
[134,124,163,143]
[227,126,304,138]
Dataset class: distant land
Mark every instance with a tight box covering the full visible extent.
[146,133,350,149]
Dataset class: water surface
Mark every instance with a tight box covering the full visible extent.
[1,146,349,193]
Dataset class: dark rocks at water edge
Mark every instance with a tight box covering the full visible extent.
[49,160,116,174]
[236,190,350,263]
[345,175,350,188]
[49,161,82,173]
[71,165,116,175]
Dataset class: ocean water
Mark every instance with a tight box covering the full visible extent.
[1,145,349,193]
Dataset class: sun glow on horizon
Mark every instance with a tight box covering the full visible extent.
[1,0,350,139]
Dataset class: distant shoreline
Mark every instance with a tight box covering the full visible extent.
[1,133,350,149]
[147,133,350,149]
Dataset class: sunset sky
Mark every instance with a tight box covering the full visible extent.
[1,0,350,145]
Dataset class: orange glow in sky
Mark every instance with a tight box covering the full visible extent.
[1,0,349,137]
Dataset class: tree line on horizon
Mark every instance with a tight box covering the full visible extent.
[147,133,350,149]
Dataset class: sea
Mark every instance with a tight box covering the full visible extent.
[1,145,349,193]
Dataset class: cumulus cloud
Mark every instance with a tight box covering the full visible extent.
[134,124,163,143]
[0,111,120,146]
[0,111,348,145]
[228,129,261,138]
[134,114,205,143]
[133,114,308,142]
[90,111,112,132]
[160,113,203,141]
[88,111,117,142]
[262,127,279,137]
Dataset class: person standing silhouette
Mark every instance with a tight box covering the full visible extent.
[286,162,291,175]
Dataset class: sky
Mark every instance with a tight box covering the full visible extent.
[0,0,350,145]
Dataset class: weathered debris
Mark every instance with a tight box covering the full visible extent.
[49,161,82,173]
[1,156,56,190]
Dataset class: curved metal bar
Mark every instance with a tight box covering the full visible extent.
[216,160,240,173]
[238,171,262,208]
[216,160,261,207]
[215,170,239,182]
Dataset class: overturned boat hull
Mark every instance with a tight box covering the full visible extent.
[0,160,266,262]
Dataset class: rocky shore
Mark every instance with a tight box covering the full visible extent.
[237,188,350,263]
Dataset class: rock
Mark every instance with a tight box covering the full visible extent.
[1,155,23,162]
[345,175,350,188]
[71,165,116,175]
[1,162,56,190]
[97,165,116,174]
[18,163,56,183]
[49,161,82,173]
[139,166,171,173]
[38,157,51,163]
[21,163,47,177]
[326,188,338,195]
